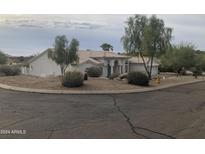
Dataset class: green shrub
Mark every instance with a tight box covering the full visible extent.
[0,51,8,65]
[87,66,102,77]
[109,73,119,80]
[0,65,21,76]
[159,64,174,72]
[128,71,149,86]
[179,68,186,75]
[191,67,202,78]
[62,71,84,87]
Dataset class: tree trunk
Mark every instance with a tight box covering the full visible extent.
[149,44,157,80]
[139,51,150,78]
[63,65,68,75]
[149,55,154,80]
[60,65,64,76]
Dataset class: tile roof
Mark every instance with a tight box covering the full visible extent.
[78,50,128,63]
[28,49,159,66]
[80,57,102,65]
[128,56,159,66]
[28,49,128,64]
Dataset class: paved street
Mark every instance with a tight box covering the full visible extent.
[0,81,205,139]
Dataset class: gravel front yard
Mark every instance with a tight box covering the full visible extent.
[0,74,203,91]
[0,75,138,91]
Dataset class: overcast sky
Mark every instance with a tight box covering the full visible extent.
[0,14,204,56]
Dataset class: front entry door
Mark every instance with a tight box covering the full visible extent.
[113,60,119,74]
[107,64,111,77]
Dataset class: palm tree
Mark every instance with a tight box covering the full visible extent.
[100,43,113,51]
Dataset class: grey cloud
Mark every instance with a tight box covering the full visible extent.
[18,24,43,28]
[1,14,205,56]
[158,14,205,31]
[70,22,105,29]
[51,20,106,30]
[1,17,107,30]
[3,19,43,29]
[154,14,205,48]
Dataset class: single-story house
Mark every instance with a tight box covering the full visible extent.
[21,49,159,77]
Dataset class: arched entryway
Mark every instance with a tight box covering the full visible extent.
[107,64,111,77]
[113,60,119,74]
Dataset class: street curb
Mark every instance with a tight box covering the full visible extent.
[0,79,204,95]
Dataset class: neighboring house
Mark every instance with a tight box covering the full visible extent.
[8,56,34,66]
[21,49,159,77]
[21,50,62,77]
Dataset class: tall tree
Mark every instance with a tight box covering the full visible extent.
[48,35,79,76]
[195,53,205,71]
[0,51,8,65]
[100,43,113,51]
[143,15,173,78]
[121,15,172,79]
[160,43,196,73]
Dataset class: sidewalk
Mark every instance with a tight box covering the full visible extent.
[0,78,204,95]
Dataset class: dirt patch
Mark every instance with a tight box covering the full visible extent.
[0,75,139,91]
[0,75,203,91]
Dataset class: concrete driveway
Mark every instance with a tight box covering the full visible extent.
[0,81,205,139]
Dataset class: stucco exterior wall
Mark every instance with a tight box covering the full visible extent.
[129,63,158,76]
[28,52,61,77]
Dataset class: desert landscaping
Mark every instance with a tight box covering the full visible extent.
[0,73,203,91]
